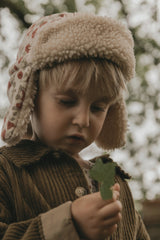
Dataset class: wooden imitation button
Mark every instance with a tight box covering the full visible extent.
[75,187,87,197]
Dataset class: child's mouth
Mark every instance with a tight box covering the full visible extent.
[68,134,85,142]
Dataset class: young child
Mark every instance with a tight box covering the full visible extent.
[0,12,150,240]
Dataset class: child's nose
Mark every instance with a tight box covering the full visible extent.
[72,106,90,128]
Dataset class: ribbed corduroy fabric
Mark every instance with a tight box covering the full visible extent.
[0,140,150,240]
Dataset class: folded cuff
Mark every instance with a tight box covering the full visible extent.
[41,201,79,240]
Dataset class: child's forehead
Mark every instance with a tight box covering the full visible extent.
[39,58,123,102]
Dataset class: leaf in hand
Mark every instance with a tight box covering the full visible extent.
[89,158,116,200]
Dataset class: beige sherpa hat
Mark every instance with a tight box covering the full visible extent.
[1,12,135,148]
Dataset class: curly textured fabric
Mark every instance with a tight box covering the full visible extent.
[1,12,135,147]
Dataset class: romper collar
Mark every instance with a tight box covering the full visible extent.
[0,140,131,179]
[0,140,61,167]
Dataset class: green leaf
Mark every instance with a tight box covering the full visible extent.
[100,181,113,200]
[89,158,116,200]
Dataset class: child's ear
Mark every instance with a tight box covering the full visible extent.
[95,98,127,150]
[23,121,33,140]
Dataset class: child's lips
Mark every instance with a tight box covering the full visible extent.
[67,134,85,142]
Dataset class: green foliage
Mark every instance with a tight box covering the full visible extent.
[41,1,60,16]
[0,0,32,28]
[89,159,116,200]
[64,0,77,12]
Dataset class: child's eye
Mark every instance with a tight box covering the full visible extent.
[59,99,76,106]
[54,95,77,107]
[91,105,106,112]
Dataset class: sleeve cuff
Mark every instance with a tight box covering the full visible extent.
[40,201,80,240]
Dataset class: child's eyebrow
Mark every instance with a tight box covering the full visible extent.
[56,89,76,96]
[95,96,113,103]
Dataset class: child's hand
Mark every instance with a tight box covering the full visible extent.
[71,183,122,240]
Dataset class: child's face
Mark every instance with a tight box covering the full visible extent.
[32,86,111,157]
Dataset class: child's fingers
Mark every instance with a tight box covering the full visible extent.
[86,192,111,207]
[103,212,122,227]
[92,187,120,209]
[112,183,120,192]
[112,190,120,201]
[99,200,122,219]
[112,183,120,201]
[71,191,121,240]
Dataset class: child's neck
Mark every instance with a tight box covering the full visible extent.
[32,134,90,169]
[71,154,90,169]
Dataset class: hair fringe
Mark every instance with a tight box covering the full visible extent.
[39,59,126,99]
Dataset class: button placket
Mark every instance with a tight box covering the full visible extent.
[75,187,87,197]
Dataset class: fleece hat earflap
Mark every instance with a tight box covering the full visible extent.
[1,12,135,148]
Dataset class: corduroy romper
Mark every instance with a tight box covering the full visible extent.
[0,140,150,239]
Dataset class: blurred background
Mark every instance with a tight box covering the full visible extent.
[0,0,160,238]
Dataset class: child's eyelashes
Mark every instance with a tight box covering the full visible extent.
[91,105,107,112]
[56,97,76,106]
[59,99,75,106]
[54,95,108,112]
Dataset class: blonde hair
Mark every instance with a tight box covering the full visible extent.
[39,59,126,101]
[32,59,127,150]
